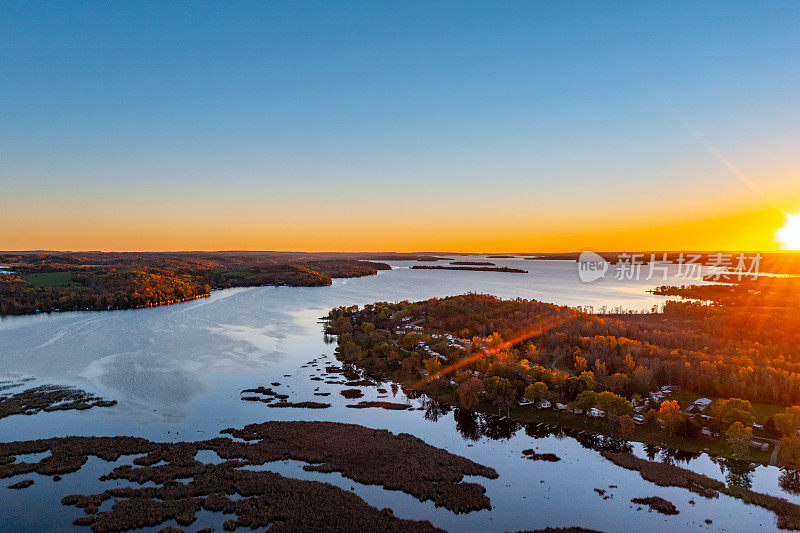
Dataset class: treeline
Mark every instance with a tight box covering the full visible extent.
[410,266,528,273]
[0,255,389,315]
[0,269,210,314]
[326,287,800,409]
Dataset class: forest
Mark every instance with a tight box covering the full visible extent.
[325,276,800,464]
[0,252,389,315]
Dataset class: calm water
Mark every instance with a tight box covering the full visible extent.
[0,258,791,531]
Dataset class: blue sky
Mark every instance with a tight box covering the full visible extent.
[2,1,799,251]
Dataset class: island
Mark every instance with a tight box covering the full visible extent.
[410,266,528,273]
[324,272,800,469]
[0,252,390,316]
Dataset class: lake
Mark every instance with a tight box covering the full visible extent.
[0,258,792,531]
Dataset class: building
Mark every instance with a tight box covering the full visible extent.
[538,400,552,409]
[555,402,567,411]
[633,414,644,425]
[691,398,712,412]
[588,408,605,418]
[750,441,770,452]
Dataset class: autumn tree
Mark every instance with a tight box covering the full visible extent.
[456,377,484,409]
[631,366,653,395]
[619,415,635,439]
[423,356,442,375]
[658,400,683,436]
[577,371,595,391]
[623,353,636,374]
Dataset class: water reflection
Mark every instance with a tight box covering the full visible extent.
[713,457,756,489]
[780,469,800,495]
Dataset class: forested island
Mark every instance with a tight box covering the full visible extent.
[325,273,800,467]
[0,252,389,315]
[411,266,528,273]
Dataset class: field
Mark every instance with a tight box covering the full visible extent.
[24,271,76,287]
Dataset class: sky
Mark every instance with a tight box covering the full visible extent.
[2,1,799,252]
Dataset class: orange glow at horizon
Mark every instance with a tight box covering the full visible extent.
[0,198,793,253]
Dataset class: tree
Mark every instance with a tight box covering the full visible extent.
[597,391,633,417]
[573,355,587,372]
[782,436,800,468]
[575,390,597,412]
[423,356,442,375]
[577,371,595,391]
[400,332,429,349]
[726,422,752,457]
[643,409,659,428]
[631,366,653,395]
[774,406,800,437]
[712,398,755,428]
[658,400,683,436]
[483,376,516,414]
[605,373,631,396]
[592,359,607,384]
[524,382,551,404]
[456,377,484,409]
[623,353,637,373]
[619,415,635,439]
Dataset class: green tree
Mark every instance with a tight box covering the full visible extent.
[712,398,755,428]
[597,391,633,417]
[483,376,516,414]
[524,382,551,404]
[774,406,800,437]
[575,390,597,412]
[781,435,800,467]
[726,422,753,457]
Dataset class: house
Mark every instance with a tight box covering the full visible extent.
[633,405,647,414]
[651,392,665,402]
[555,402,567,411]
[701,427,713,438]
[588,408,605,418]
[750,441,770,452]
[538,400,552,409]
[633,414,644,425]
[691,398,712,412]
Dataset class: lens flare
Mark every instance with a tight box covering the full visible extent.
[776,211,800,250]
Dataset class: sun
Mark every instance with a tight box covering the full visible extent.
[776,211,800,250]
